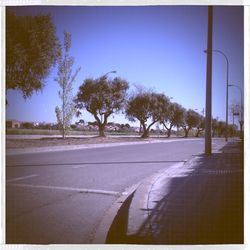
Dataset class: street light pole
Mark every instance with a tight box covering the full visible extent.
[204,49,229,142]
[213,50,229,142]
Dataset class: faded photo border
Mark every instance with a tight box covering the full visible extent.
[0,1,249,250]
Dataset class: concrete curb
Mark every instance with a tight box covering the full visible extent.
[92,159,194,244]
[92,182,140,244]
[101,152,216,244]
[126,161,194,237]
[95,160,196,244]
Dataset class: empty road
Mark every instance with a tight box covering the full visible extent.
[6,138,226,244]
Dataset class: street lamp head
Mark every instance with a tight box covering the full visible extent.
[102,70,117,78]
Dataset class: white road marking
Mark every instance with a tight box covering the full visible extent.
[7,183,122,196]
[6,174,38,183]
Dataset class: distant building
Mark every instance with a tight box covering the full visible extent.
[6,120,21,129]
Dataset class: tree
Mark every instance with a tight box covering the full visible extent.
[182,109,200,137]
[217,121,226,137]
[230,102,243,139]
[161,102,186,138]
[55,31,80,139]
[6,10,60,99]
[228,124,237,137]
[212,118,219,137]
[75,76,129,137]
[195,114,205,137]
[126,92,170,138]
[21,122,34,129]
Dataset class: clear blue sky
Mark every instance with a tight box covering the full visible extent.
[6,5,244,127]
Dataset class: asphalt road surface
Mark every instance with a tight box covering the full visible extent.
[6,138,226,244]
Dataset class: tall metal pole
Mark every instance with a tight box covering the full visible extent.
[225,57,229,142]
[211,50,229,141]
[205,6,213,155]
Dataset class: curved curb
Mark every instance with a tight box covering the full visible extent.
[126,162,189,237]
[92,182,140,244]
[93,161,192,244]
[124,148,229,242]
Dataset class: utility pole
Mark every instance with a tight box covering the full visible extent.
[205,6,213,155]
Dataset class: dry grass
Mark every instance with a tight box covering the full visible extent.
[6,136,148,149]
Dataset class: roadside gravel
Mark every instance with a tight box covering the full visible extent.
[6,136,155,149]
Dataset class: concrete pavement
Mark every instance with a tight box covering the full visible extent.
[105,139,244,244]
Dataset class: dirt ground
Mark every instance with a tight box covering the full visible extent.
[6,136,148,149]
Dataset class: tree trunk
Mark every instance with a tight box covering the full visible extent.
[184,128,189,137]
[162,123,172,138]
[166,128,171,138]
[239,121,243,139]
[98,124,106,137]
[141,129,150,138]
[212,129,215,137]
[195,129,200,137]
[166,124,173,138]
[62,128,65,139]
[139,122,142,135]
[141,122,150,138]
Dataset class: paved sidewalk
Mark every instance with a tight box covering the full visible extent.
[106,139,244,244]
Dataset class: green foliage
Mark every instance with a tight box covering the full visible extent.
[211,118,238,138]
[194,114,205,137]
[75,75,129,137]
[185,109,200,128]
[170,103,186,127]
[55,31,80,138]
[161,102,186,137]
[181,109,201,137]
[6,10,61,98]
[217,121,226,137]
[126,92,170,138]
[21,122,34,129]
[228,124,238,137]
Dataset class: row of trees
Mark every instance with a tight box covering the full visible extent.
[6,11,237,139]
[74,77,236,138]
[52,32,239,138]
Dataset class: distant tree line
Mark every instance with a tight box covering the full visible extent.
[75,79,237,138]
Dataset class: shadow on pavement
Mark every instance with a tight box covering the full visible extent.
[107,140,244,244]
